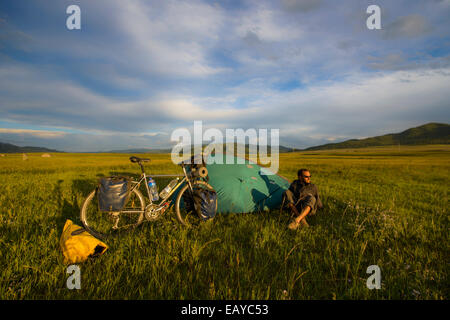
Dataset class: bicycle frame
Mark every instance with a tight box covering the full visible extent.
[123,162,195,215]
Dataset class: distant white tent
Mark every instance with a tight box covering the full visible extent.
[41,153,51,157]
[22,153,28,160]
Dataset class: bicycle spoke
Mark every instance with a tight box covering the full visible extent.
[82,188,144,238]
[176,188,202,227]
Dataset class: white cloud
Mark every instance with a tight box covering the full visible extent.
[2,57,449,147]
[280,0,322,13]
[115,0,228,77]
[157,99,262,121]
[211,67,450,140]
[0,128,67,138]
[383,15,432,39]
[235,6,303,42]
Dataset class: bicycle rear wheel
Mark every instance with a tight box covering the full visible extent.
[80,188,145,239]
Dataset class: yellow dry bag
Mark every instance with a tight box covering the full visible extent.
[60,220,108,264]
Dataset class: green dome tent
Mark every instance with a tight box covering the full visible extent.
[178,153,291,214]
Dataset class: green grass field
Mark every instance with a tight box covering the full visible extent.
[0,145,448,299]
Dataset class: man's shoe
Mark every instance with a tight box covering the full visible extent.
[288,220,300,230]
[288,218,309,230]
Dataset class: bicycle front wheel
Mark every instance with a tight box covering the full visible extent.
[175,181,215,227]
[80,188,145,239]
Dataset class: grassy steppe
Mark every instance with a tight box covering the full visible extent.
[0,145,448,299]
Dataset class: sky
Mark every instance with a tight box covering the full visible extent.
[0,0,449,152]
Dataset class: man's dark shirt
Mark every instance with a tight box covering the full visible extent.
[288,179,323,210]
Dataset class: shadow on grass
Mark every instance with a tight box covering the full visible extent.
[72,179,98,196]
[43,179,85,232]
[55,198,81,229]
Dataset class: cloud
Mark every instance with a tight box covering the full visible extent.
[217,67,450,140]
[235,5,303,42]
[159,99,261,121]
[0,22,34,52]
[1,66,449,151]
[383,14,432,39]
[280,0,322,13]
[114,0,228,77]
[0,128,67,138]
[336,39,361,52]
[0,0,449,151]
[366,53,407,70]
[366,53,450,71]
[434,0,450,5]
[0,62,262,135]
[0,0,229,80]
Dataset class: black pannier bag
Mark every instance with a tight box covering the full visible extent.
[97,176,131,212]
[181,154,216,220]
[192,188,218,220]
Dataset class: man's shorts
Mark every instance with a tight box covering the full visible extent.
[283,190,318,215]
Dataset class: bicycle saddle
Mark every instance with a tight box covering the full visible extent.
[129,156,150,163]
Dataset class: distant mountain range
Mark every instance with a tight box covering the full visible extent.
[1,123,448,153]
[304,123,450,151]
[103,148,173,154]
[104,144,298,154]
[0,142,60,153]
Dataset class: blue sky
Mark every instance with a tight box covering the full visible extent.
[0,0,449,151]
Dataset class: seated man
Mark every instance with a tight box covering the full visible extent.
[283,168,323,230]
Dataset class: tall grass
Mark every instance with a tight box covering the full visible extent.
[0,145,448,299]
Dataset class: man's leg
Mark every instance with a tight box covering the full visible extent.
[283,190,300,217]
[288,195,316,230]
[294,206,311,225]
